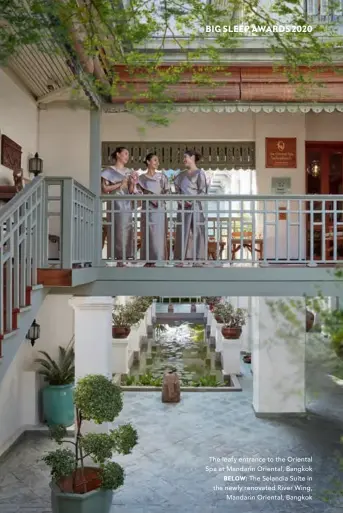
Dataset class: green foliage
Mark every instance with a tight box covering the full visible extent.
[74,375,123,423]
[213,302,247,328]
[121,375,136,386]
[43,374,138,493]
[111,424,139,455]
[0,0,342,125]
[112,301,145,328]
[133,297,155,312]
[137,373,163,386]
[35,344,74,386]
[191,375,221,387]
[100,462,124,491]
[49,425,68,445]
[42,448,76,482]
[203,297,221,305]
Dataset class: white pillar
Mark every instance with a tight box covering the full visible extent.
[221,339,241,375]
[69,296,114,380]
[215,324,223,352]
[210,317,217,338]
[253,297,306,416]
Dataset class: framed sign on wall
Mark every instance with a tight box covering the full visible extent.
[266,138,297,168]
[271,177,291,195]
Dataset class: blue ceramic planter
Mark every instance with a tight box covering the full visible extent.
[42,384,74,427]
[50,482,112,513]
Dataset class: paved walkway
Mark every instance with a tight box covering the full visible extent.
[0,363,343,513]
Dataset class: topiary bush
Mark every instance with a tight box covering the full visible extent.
[42,374,138,494]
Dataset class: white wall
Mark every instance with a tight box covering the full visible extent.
[0,68,38,182]
[0,295,74,456]
[305,112,343,141]
[0,342,33,454]
[102,111,255,141]
[255,112,306,259]
[39,104,90,187]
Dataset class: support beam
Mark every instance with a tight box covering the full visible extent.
[253,297,306,416]
[89,108,102,266]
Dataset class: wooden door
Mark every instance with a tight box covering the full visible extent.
[306,143,343,259]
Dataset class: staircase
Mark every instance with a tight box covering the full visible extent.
[0,177,48,381]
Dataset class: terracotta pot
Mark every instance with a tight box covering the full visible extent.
[168,304,174,312]
[191,304,196,312]
[306,310,314,333]
[58,466,102,493]
[221,327,242,340]
[112,326,130,339]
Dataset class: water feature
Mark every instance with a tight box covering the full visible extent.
[129,322,223,385]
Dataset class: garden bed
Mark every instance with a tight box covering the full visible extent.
[114,373,242,392]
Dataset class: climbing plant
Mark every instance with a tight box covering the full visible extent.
[1,0,342,123]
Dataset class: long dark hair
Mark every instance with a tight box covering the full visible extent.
[111,146,128,162]
[184,149,201,163]
[144,152,157,166]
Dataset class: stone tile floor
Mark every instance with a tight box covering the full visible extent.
[1,362,343,513]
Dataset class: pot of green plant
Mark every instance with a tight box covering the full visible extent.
[112,326,130,339]
[216,302,247,340]
[35,344,75,427]
[112,302,144,339]
[44,374,138,513]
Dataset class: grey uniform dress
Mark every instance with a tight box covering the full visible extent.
[174,169,208,260]
[101,167,134,260]
[137,172,169,261]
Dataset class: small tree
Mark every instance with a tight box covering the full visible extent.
[43,375,138,494]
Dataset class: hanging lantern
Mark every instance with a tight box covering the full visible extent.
[26,319,41,347]
[28,152,43,177]
[307,160,320,178]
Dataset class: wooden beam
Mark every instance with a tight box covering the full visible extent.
[37,269,72,287]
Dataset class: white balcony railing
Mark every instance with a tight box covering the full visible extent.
[101,194,343,266]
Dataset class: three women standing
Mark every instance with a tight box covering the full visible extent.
[101,147,208,265]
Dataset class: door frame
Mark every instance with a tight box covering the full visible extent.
[305,141,343,259]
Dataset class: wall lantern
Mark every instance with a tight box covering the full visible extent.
[26,319,41,347]
[307,160,320,178]
[28,152,43,177]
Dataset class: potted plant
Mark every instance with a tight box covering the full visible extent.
[43,374,138,513]
[203,297,221,311]
[35,343,75,427]
[213,303,225,323]
[112,301,144,339]
[216,302,247,339]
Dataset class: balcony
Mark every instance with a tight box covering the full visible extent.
[2,176,343,308]
[100,194,343,267]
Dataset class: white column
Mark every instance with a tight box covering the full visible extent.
[215,324,223,352]
[69,296,114,380]
[253,297,306,416]
[89,109,102,266]
[221,339,241,375]
[210,317,217,338]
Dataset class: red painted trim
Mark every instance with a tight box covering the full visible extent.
[306,141,343,147]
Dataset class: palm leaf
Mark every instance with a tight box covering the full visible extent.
[35,346,75,385]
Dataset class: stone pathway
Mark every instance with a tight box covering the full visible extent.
[0,363,343,513]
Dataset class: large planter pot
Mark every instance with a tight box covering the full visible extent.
[306,310,315,333]
[51,467,112,513]
[42,384,74,427]
[112,326,130,339]
[221,327,242,340]
[168,304,174,312]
